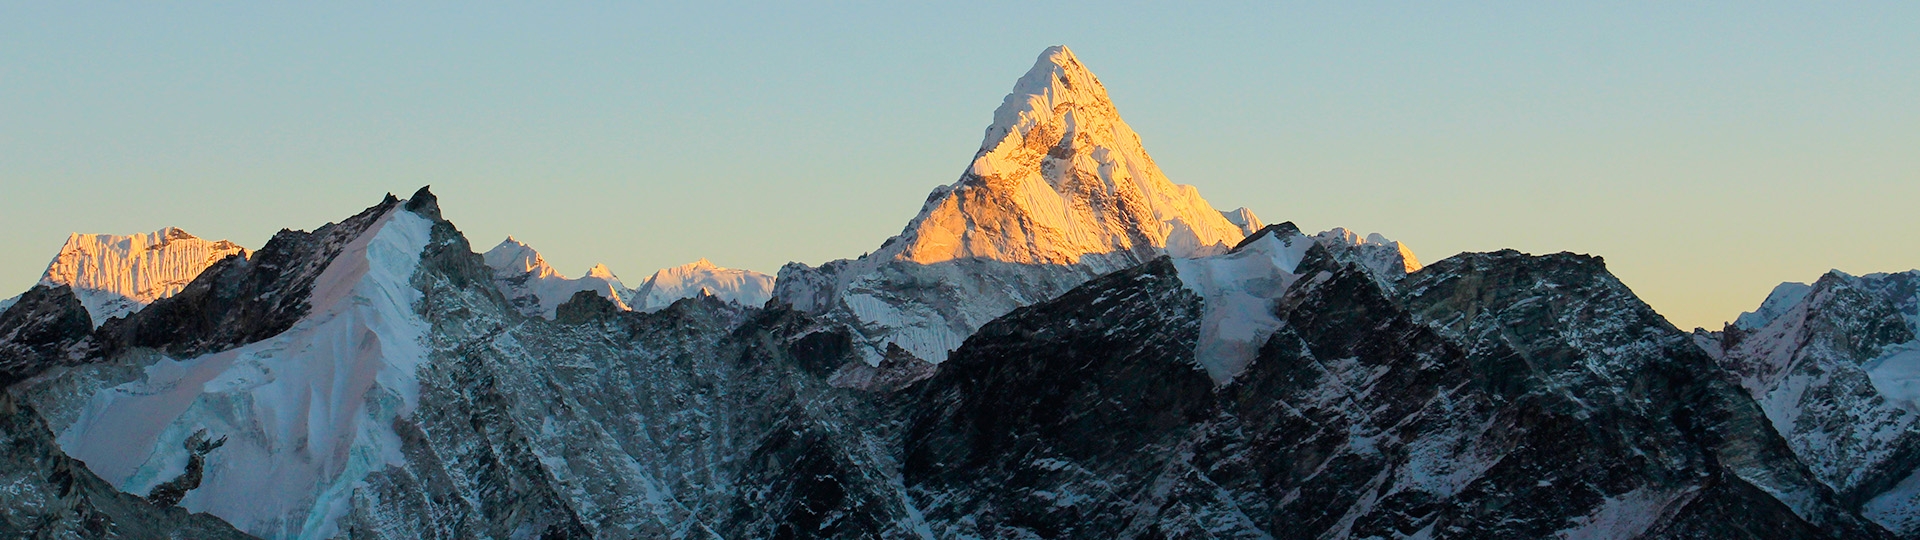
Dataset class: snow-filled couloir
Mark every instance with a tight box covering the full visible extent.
[1171,224,1313,383]
[56,202,436,539]
[773,45,1266,365]
[31,228,246,326]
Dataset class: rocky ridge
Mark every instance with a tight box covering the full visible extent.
[1699,270,1920,535]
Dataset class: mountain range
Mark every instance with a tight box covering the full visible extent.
[0,45,1915,539]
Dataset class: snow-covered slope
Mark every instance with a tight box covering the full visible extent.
[1171,224,1312,383]
[56,204,436,539]
[1703,270,1920,534]
[773,45,1257,364]
[632,258,773,311]
[482,237,631,318]
[34,228,246,327]
[1166,222,1421,384]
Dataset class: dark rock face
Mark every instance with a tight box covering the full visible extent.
[146,430,228,507]
[0,285,95,388]
[0,393,253,539]
[901,250,1889,538]
[555,289,623,325]
[904,258,1216,537]
[334,204,918,538]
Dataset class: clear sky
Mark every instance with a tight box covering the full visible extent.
[3,3,1916,330]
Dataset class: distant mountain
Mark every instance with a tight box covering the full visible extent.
[631,258,773,312]
[481,238,773,319]
[1698,270,1920,535]
[24,228,246,327]
[482,237,632,318]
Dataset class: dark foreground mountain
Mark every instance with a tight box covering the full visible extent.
[0,392,250,538]
[0,188,1897,538]
[900,240,1884,538]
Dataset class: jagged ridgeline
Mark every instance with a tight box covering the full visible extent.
[0,46,1914,539]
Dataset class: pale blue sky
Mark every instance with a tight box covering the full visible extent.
[3,3,1916,329]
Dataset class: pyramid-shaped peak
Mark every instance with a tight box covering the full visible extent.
[879,46,1249,267]
[585,263,618,280]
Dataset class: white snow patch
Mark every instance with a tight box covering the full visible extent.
[1868,342,1920,408]
[1172,230,1311,383]
[58,208,435,540]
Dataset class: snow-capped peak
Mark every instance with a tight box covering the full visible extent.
[36,227,248,326]
[481,236,559,279]
[1733,281,1815,331]
[633,259,773,312]
[884,45,1251,267]
[1220,207,1264,236]
[1314,227,1422,275]
[770,45,1261,365]
[482,237,630,317]
[585,263,619,280]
